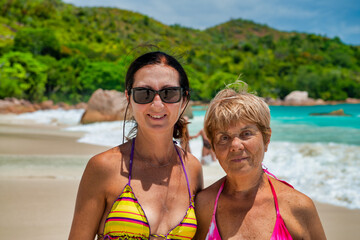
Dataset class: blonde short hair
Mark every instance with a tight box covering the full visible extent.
[204,85,271,147]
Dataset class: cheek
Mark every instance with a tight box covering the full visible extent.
[130,102,144,118]
[214,144,228,159]
[250,142,266,160]
[170,102,183,117]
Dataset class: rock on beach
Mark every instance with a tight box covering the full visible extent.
[283,91,325,106]
[309,109,351,116]
[80,89,128,124]
[0,98,85,114]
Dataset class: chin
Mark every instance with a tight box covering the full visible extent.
[227,164,253,174]
[147,124,172,132]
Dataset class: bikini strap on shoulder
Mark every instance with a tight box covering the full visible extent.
[213,180,225,216]
[267,175,280,215]
[262,165,294,188]
[174,142,192,199]
[128,138,135,185]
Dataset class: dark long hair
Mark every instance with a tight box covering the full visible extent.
[123,51,190,144]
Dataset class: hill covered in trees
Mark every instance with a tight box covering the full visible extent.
[0,0,359,103]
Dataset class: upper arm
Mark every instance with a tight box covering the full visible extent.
[194,157,204,193]
[187,153,204,193]
[194,182,223,240]
[286,191,327,240]
[194,191,212,240]
[68,155,109,240]
[301,198,327,240]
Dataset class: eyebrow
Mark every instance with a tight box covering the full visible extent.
[217,125,258,135]
[241,125,258,131]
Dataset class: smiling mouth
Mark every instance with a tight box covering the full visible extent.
[148,114,166,119]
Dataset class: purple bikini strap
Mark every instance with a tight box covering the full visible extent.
[128,138,135,185]
[174,142,192,199]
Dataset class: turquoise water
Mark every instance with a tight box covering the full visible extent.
[270,104,360,145]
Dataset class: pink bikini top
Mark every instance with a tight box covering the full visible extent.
[205,169,293,240]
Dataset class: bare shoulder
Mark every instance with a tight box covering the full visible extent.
[185,151,202,172]
[275,180,317,216]
[182,151,204,192]
[195,177,225,214]
[69,144,130,239]
[194,178,225,240]
[273,179,326,239]
[272,180,319,226]
[87,145,123,173]
[82,143,131,187]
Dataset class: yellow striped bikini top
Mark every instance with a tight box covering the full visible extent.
[100,139,197,240]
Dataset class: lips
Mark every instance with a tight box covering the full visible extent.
[230,156,249,162]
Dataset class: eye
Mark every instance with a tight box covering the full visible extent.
[241,130,254,138]
[145,89,151,100]
[162,89,168,99]
[217,134,230,144]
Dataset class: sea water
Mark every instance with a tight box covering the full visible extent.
[10,104,360,209]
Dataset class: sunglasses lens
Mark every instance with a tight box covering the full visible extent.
[133,89,155,104]
[160,88,181,103]
[132,87,182,104]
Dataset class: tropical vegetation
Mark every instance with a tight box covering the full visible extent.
[0,0,359,103]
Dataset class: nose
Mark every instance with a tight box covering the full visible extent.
[230,137,244,152]
[151,94,164,107]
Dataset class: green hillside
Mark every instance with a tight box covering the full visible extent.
[0,0,359,103]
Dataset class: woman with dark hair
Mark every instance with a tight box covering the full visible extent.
[69,51,203,240]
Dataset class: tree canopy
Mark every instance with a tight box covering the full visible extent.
[0,0,359,103]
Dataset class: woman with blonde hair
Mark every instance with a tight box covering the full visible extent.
[195,83,326,240]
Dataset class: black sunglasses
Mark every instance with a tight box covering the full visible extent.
[131,87,184,104]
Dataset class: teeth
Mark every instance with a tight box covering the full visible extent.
[150,115,164,119]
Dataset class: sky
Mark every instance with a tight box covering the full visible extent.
[62,0,360,46]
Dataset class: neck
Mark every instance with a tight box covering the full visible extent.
[134,128,177,166]
[224,168,265,198]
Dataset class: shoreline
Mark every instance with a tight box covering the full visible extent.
[0,121,109,155]
[1,119,360,239]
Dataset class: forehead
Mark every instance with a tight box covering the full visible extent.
[133,64,180,87]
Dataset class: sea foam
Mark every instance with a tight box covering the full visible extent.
[15,108,85,125]
[264,142,360,209]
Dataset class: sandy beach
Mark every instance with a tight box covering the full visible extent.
[1,118,360,239]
